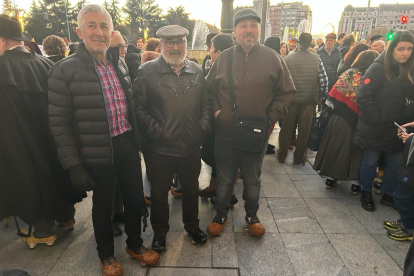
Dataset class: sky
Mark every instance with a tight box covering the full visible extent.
[7,0,414,33]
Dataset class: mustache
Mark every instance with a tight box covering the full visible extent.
[243,34,255,38]
[169,50,182,55]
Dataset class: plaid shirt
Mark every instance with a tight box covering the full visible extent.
[318,58,329,98]
[95,59,131,137]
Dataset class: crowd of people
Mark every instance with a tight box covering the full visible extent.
[2,3,414,276]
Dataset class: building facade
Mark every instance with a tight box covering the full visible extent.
[268,2,312,38]
[338,4,414,40]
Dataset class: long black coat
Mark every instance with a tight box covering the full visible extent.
[0,48,84,225]
[354,52,414,152]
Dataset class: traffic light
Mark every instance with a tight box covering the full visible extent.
[402,15,408,24]
[387,31,394,40]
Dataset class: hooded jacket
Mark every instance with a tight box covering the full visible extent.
[354,52,414,152]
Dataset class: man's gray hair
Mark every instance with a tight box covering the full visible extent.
[77,4,113,31]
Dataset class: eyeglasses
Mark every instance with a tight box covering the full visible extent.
[164,40,186,48]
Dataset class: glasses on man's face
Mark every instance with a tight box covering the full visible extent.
[164,40,186,48]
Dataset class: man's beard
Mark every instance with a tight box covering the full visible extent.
[163,49,187,66]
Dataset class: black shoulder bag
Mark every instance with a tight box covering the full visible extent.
[227,47,268,153]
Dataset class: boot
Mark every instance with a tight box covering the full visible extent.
[186,228,208,245]
[56,218,75,231]
[100,256,123,276]
[151,236,166,253]
[20,229,57,249]
[207,216,228,237]
[245,217,265,237]
[380,194,395,209]
[360,190,375,212]
[126,246,160,268]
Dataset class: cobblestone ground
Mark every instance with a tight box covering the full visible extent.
[0,129,408,276]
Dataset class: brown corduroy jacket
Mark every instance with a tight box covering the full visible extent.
[206,44,296,141]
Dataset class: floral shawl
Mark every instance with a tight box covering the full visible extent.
[328,68,362,115]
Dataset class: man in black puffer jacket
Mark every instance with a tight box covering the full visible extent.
[48,4,159,275]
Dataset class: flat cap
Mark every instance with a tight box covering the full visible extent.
[233,8,261,27]
[370,34,383,42]
[325,33,337,39]
[156,25,189,38]
[288,38,298,45]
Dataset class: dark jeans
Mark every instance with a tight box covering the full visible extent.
[394,182,414,230]
[360,149,403,195]
[214,138,267,218]
[86,132,144,261]
[145,150,201,238]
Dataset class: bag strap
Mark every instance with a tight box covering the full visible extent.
[227,46,237,114]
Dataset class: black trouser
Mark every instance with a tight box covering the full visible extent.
[86,132,144,261]
[145,150,201,238]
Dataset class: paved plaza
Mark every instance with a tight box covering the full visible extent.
[0,130,409,276]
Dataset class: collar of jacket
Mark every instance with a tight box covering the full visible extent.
[235,43,260,55]
[320,46,340,54]
[157,54,196,74]
[75,42,118,70]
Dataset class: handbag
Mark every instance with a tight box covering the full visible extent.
[227,47,268,153]
[306,107,331,151]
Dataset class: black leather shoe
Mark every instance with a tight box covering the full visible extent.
[199,188,216,198]
[360,190,375,212]
[112,222,123,237]
[351,184,361,195]
[325,179,337,189]
[380,194,395,209]
[152,237,166,253]
[230,195,238,208]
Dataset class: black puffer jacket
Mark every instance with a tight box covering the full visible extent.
[134,55,211,157]
[354,52,414,152]
[317,46,342,91]
[48,42,139,169]
[125,44,141,81]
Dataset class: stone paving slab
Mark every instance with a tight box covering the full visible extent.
[281,233,349,276]
[0,132,409,276]
[147,268,239,276]
[327,234,403,276]
[235,232,295,276]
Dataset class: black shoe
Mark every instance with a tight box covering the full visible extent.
[266,145,276,155]
[325,179,337,189]
[199,188,216,198]
[210,196,216,205]
[152,237,166,253]
[380,194,395,209]
[230,195,238,208]
[351,184,361,195]
[186,228,207,245]
[360,190,375,212]
[268,144,276,150]
[111,222,123,237]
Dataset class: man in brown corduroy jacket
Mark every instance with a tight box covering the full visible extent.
[206,8,296,238]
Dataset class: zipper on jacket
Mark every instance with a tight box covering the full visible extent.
[159,82,178,97]
[246,53,248,62]
[177,74,187,156]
